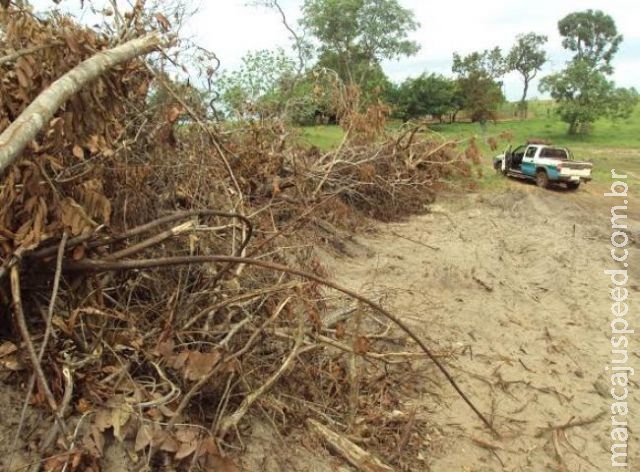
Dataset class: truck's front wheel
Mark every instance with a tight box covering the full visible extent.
[536,170,549,189]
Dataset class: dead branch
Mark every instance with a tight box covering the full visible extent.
[389,231,440,251]
[0,42,64,66]
[308,419,394,472]
[535,412,606,437]
[0,32,161,175]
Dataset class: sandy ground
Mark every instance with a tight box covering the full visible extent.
[321,179,640,471]
[2,178,638,471]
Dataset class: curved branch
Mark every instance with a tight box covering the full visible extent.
[64,254,498,435]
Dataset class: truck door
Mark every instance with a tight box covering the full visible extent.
[520,146,538,176]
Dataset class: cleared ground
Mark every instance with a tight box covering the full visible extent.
[321,178,639,470]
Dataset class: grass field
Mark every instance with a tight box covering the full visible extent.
[299,101,640,190]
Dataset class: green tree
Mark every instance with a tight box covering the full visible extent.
[558,9,622,73]
[300,0,419,88]
[539,9,637,134]
[315,49,392,104]
[506,33,547,118]
[452,48,505,126]
[391,73,457,122]
[452,47,505,79]
[214,48,296,119]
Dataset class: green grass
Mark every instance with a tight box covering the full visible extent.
[298,102,640,189]
[298,125,346,150]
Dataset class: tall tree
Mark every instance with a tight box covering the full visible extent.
[540,9,637,135]
[506,33,547,118]
[558,9,622,73]
[452,48,505,127]
[300,0,419,88]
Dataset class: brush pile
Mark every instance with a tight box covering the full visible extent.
[0,3,480,471]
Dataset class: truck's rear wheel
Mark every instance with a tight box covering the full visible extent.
[566,181,580,190]
[536,170,549,189]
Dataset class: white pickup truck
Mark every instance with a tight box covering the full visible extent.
[493,142,593,190]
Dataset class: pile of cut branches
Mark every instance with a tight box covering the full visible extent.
[0,3,488,472]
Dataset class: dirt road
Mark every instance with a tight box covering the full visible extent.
[325,180,639,471]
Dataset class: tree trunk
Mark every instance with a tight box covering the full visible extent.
[568,118,580,135]
[520,80,529,119]
[0,32,161,175]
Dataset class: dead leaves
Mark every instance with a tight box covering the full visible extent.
[0,5,151,252]
[0,341,26,371]
[61,197,97,236]
[133,422,226,465]
[94,400,133,442]
[155,340,223,381]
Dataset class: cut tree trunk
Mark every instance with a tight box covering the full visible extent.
[0,32,161,175]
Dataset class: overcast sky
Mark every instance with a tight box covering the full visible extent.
[185,0,640,101]
[30,0,640,101]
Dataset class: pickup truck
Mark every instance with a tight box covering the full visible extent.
[493,142,593,190]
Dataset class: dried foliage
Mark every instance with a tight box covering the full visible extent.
[0,3,481,471]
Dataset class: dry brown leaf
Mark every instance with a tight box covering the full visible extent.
[135,423,153,452]
[175,428,197,443]
[335,322,346,340]
[15,67,30,89]
[0,355,26,371]
[0,341,18,357]
[184,350,221,381]
[195,436,220,458]
[60,197,96,235]
[207,455,239,472]
[167,106,181,123]
[93,408,112,432]
[175,439,198,460]
[353,336,370,354]
[155,13,171,31]
[111,403,132,442]
[171,350,189,370]
[159,433,180,453]
[72,144,85,159]
[72,244,86,261]
[154,339,175,359]
[87,135,100,154]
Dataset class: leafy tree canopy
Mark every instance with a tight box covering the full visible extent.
[452,47,505,79]
[540,9,636,134]
[506,33,547,117]
[390,73,458,122]
[558,9,622,73]
[301,0,419,86]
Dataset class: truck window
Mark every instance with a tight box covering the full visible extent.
[540,147,568,159]
[525,147,537,158]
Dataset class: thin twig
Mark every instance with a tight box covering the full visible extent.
[10,266,69,448]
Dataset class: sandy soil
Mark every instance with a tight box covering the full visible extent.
[322,180,640,471]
